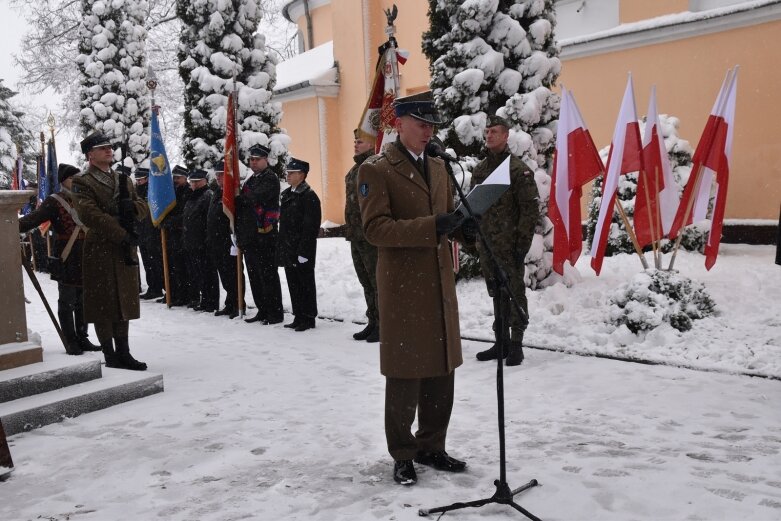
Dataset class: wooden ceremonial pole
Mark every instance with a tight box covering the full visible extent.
[668,164,705,271]
[614,198,649,269]
[160,228,172,307]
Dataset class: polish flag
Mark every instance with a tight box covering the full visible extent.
[550,88,603,274]
[589,76,644,275]
[634,86,678,248]
[669,68,738,270]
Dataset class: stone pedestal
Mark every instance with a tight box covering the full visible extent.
[0,191,36,346]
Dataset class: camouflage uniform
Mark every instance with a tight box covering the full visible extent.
[345,149,379,327]
[471,145,539,343]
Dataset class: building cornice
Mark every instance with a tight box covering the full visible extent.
[560,1,781,59]
[282,0,332,23]
[274,83,339,103]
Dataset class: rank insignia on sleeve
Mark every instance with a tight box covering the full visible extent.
[359,183,369,197]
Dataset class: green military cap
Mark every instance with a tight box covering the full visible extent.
[486,115,510,129]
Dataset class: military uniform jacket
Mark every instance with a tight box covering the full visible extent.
[277,181,321,267]
[182,185,212,251]
[471,146,539,257]
[344,149,374,241]
[206,186,233,254]
[134,183,160,248]
[19,190,85,286]
[358,141,463,379]
[236,168,280,249]
[71,164,148,322]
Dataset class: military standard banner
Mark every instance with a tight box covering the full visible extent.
[148,108,176,226]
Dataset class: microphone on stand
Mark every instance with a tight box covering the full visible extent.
[426,141,459,163]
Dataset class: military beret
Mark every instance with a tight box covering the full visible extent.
[80,132,112,154]
[58,163,80,183]
[172,165,189,177]
[393,90,444,125]
[187,169,208,181]
[286,157,309,174]
[134,167,150,179]
[248,144,270,158]
[213,161,224,172]
[486,115,510,129]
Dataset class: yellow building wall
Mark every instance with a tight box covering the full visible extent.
[619,0,689,23]
[559,20,781,219]
[279,95,322,190]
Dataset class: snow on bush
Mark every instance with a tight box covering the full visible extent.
[609,269,716,333]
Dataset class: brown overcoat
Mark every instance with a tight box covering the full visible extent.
[357,143,463,379]
[71,165,148,323]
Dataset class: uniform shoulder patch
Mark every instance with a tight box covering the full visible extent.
[359,183,369,197]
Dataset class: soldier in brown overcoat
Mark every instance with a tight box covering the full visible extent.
[71,132,149,371]
[357,91,469,486]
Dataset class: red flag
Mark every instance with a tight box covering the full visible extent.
[590,75,644,275]
[668,68,737,270]
[222,91,241,232]
[356,47,408,153]
[550,88,603,274]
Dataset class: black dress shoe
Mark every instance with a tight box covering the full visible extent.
[393,460,417,486]
[263,316,284,325]
[353,322,375,340]
[77,337,102,352]
[214,307,237,317]
[365,326,379,343]
[414,450,466,472]
[294,318,315,331]
[140,290,163,300]
[244,312,265,323]
[505,342,524,366]
[284,318,301,329]
[155,296,167,304]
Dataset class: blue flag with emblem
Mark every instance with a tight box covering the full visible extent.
[148,108,176,226]
[37,154,47,204]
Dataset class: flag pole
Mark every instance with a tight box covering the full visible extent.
[614,198,649,269]
[229,78,245,317]
[653,165,664,268]
[667,164,704,271]
[39,131,52,257]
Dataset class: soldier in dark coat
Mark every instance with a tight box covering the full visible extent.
[182,168,219,312]
[70,132,148,370]
[471,115,540,366]
[235,144,283,325]
[344,130,379,342]
[358,91,469,486]
[133,167,164,300]
[19,163,100,355]
[159,166,191,306]
[208,161,243,318]
[278,158,321,332]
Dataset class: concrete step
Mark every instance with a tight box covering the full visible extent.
[0,342,43,371]
[0,356,103,403]
[0,368,164,436]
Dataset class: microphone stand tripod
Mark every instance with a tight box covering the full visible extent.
[419,158,541,520]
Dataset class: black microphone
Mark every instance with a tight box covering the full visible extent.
[426,141,459,163]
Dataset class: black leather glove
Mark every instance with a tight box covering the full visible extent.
[435,213,462,236]
[121,232,139,249]
[460,216,479,243]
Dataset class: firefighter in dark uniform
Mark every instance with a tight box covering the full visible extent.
[471,115,540,367]
[159,165,191,306]
[208,161,243,318]
[133,166,164,300]
[278,158,321,332]
[182,168,219,312]
[19,163,100,355]
[236,144,283,325]
[345,129,380,342]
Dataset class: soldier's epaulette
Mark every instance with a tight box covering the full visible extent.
[363,154,384,166]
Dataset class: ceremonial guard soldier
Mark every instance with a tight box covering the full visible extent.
[182,168,219,312]
[235,144,283,325]
[278,158,321,332]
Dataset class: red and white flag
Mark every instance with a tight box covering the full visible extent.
[634,86,678,248]
[669,68,738,270]
[222,91,241,233]
[356,46,408,153]
[550,88,603,274]
[590,75,644,275]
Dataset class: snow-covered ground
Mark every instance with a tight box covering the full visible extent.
[3,240,780,520]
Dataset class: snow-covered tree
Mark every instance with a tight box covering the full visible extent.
[177,0,288,171]
[0,80,34,189]
[119,0,151,164]
[424,0,561,288]
[585,114,709,256]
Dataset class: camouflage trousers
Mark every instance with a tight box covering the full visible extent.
[478,247,528,343]
[350,239,379,325]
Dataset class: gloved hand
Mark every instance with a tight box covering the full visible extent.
[435,213,462,236]
[297,256,308,264]
[119,199,135,216]
[460,216,479,243]
[121,232,139,249]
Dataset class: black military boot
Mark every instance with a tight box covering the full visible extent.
[365,325,380,343]
[284,317,301,329]
[74,310,101,352]
[353,322,375,341]
[475,343,509,362]
[294,317,316,332]
[114,337,147,371]
[101,339,120,368]
[57,310,83,356]
[505,341,524,367]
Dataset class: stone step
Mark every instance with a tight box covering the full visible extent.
[0,368,164,436]
[0,355,103,404]
[0,342,43,371]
